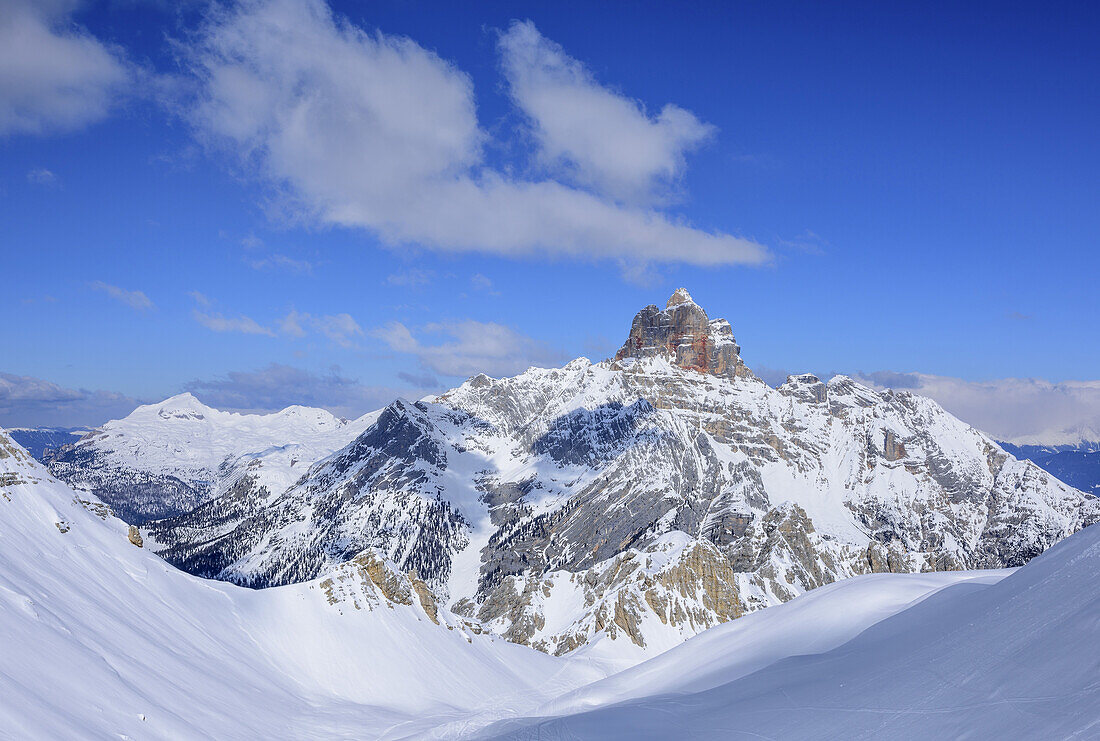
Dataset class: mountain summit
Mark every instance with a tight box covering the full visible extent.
[49,290,1100,661]
[614,288,752,379]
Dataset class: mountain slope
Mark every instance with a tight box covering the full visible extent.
[101,290,1100,659]
[481,521,1100,740]
[5,427,1066,739]
[0,429,605,739]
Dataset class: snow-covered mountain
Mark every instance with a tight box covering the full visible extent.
[4,426,1098,738]
[483,520,1100,740]
[47,393,377,522]
[133,289,1098,659]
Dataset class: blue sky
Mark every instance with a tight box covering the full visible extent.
[1,0,1098,441]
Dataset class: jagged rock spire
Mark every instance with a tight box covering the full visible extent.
[613,289,754,379]
[666,287,696,308]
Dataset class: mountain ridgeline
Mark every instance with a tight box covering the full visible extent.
[47,290,1100,657]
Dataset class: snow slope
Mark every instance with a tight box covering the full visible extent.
[532,566,1011,718]
[480,522,1100,740]
[5,427,1094,739]
[0,430,604,739]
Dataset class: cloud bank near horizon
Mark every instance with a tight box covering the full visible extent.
[855,372,1100,446]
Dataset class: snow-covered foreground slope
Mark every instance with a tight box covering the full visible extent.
[481,522,1100,740]
[0,431,605,739]
[7,428,1094,739]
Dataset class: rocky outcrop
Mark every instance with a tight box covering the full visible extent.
[127,525,143,548]
[471,534,745,656]
[614,288,753,379]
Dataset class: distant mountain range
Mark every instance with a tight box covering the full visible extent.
[7,426,89,460]
[38,289,1099,661]
[998,440,1100,496]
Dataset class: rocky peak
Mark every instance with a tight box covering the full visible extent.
[613,288,753,379]
[666,287,697,308]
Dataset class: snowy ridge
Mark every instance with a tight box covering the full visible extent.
[54,290,1100,662]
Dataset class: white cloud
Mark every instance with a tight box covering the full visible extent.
[470,273,494,291]
[184,0,768,273]
[372,319,566,378]
[0,0,131,136]
[499,20,715,205]
[90,280,154,311]
[26,167,57,185]
[857,371,1100,445]
[279,309,363,347]
[0,371,142,428]
[387,269,434,287]
[248,253,313,274]
[192,309,275,336]
[185,363,403,418]
[188,293,361,346]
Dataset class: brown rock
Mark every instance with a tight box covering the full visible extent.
[127,525,143,548]
[613,288,753,380]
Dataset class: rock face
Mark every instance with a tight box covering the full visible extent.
[614,288,752,380]
[71,290,1100,659]
[145,399,469,590]
[127,525,143,548]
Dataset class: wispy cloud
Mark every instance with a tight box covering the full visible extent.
[499,20,714,205]
[281,309,363,347]
[192,309,275,336]
[0,0,132,137]
[185,363,402,418]
[90,281,154,311]
[470,273,496,293]
[372,318,565,378]
[778,229,828,256]
[181,0,768,278]
[188,294,363,347]
[0,371,143,428]
[387,269,434,288]
[248,253,314,274]
[397,370,441,390]
[26,167,56,185]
